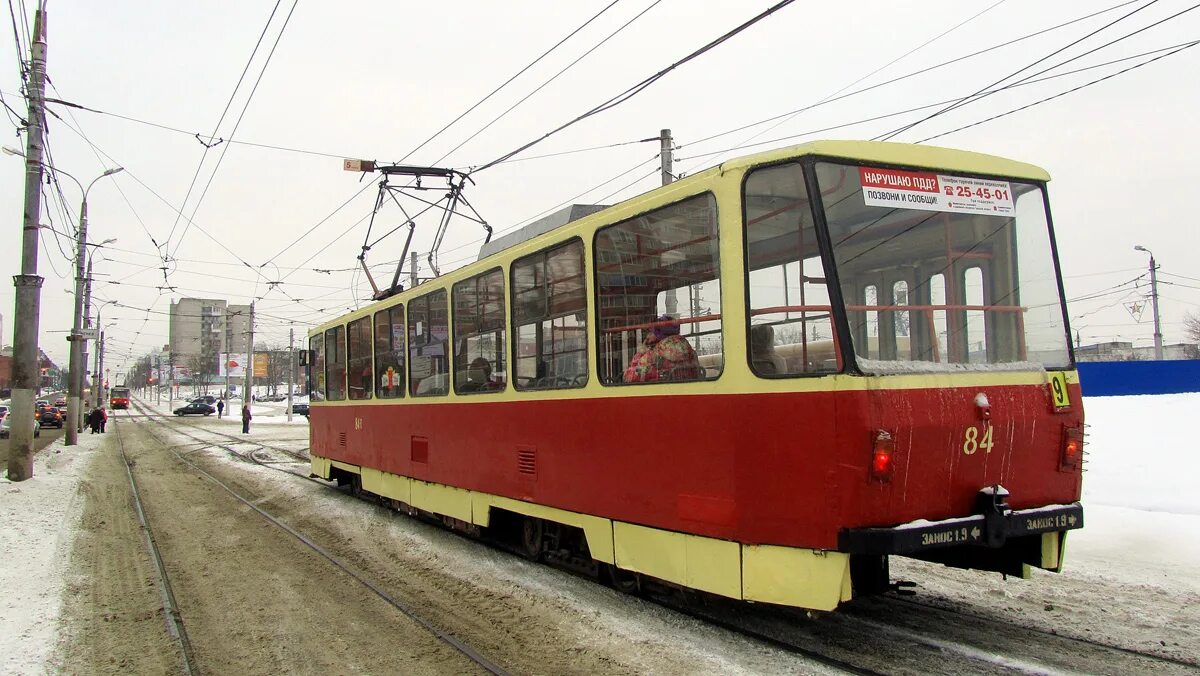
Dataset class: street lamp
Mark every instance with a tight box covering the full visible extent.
[1133,245,1163,361]
[44,161,124,445]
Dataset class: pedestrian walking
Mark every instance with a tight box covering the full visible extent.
[241,403,252,434]
[99,407,108,433]
[217,399,225,419]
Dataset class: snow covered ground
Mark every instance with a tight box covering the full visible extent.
[2,392,1197,672]
[0,432,107,675]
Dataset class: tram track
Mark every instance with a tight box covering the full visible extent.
[122,398,1197,674]
[121,401,512,676]
[867,594,1200,671]
[111,414,198,676]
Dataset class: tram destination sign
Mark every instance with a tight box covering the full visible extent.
[859,167,1015,216]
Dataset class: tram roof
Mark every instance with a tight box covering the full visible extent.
[309,140,1049,335]
[710,139,1051,183]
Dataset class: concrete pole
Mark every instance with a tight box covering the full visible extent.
[660,128,679,318]
[1149,255,1163,360]
[243,302,254,424]
[97,331,105,407]
[66,212,88,444]
[155,355,161,405]
[286,327,294,422]
[80,257,92,409]
[410,251,418,289]
[7,10,48,481]
[168,351,174,408]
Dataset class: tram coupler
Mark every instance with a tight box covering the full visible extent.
[976,485,1012,548]
[888,580,917,596]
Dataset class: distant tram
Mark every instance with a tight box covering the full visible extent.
[109,387,131,410]
[305,141,1084,611]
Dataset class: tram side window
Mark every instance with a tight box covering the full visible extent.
[374,305,405,398]
[512,240,588,390]
[595,193,722,385]
[346,316,372,400]
[744,162,839,375]
[309,334,325,401]
[408,290,449,396]
[453,268,507,394]
[325,326,346,401]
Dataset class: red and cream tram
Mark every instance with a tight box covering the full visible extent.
[306,141,1083,611]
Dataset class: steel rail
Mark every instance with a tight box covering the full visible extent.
[123,401,510,676]
[111,416,198,676]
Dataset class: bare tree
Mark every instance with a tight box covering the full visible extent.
[1184,311,1200,358]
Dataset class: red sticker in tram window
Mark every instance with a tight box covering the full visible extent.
[859,167,940,193]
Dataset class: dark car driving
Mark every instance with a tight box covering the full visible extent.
[290,402,309,417]
[173,402,215,416]
[38,406,64,428]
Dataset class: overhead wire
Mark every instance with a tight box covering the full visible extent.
[431,0,666,167]
[170,0,301,260]
[402,0,625,163]
[472,0,798,173]
[876,0,1165,141]
[675,0,1145,171]
[164,0,284,248]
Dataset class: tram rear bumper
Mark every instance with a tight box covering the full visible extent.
[838,501,1083,556]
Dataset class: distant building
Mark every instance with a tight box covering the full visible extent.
[168,298,252,361]
[1076,341,1199,361]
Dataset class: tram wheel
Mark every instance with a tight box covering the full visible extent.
[608,564,641,595]
[520,517,544,561]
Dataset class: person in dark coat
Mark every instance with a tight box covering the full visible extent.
[217,399,225,418]
[99,407,108,433]
[241,403,252,434]
[87,407,101,434]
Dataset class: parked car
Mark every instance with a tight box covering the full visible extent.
[0,416,40,438]
[174,402,215,416]
[290,402,309,417]
[190,395,217,406]
[38,407,64,428]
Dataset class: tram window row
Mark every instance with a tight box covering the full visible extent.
[310,159,1058,401]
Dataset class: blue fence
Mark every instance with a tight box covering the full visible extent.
[1078,360,1200,396]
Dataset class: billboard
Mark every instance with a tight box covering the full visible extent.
[253,353,269,378]
[219,353,248,378]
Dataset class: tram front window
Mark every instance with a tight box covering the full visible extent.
[814,162,1071,372]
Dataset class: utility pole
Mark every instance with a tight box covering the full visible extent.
[410,251,418,289]
[155,355,161,405]
[8,9,48,481]
[660,128,679,318]
[168,351,174,408]
[286,327,294,422]
[243,302,255,420]
[223,309,230,407]
[1135,245,1164,360]
[97,331,105,407]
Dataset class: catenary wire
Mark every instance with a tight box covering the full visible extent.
[402,0,624,163]
[876,0,1163,141]
[431,0,666,167]
[164,0,283,247]
[472,0,798,173]
[170,0,300,260]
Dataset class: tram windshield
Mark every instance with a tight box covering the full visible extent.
[814,161,1071,372]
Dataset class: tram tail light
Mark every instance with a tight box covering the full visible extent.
[871,431,895,482]
[1060,426,1084,471]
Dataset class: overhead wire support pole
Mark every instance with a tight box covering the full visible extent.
[660,128,678,318]
[286,327,293,423]
[8,8,48,481]
[244,303,255,427]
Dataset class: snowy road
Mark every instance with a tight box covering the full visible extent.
[3,393,1198,674]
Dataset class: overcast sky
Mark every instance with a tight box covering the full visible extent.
[2,0,1198,373]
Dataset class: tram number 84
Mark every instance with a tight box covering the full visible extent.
[962,424,995,455]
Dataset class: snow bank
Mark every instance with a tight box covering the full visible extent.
[1069,393,1200,588]
[0,434,105,674]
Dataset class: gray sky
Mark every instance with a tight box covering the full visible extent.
[2,0,1198,373]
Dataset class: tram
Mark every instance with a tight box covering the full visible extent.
[304,140,1083,611]
[109,386,131,410]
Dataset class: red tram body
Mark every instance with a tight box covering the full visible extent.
[307,141,1084,611]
